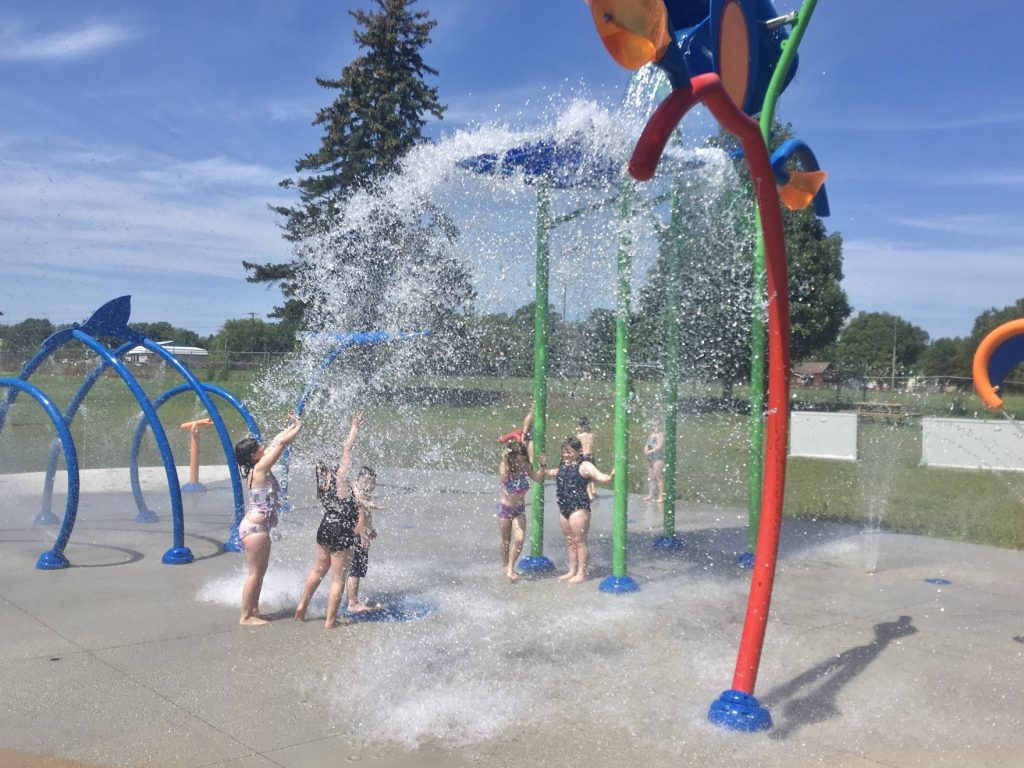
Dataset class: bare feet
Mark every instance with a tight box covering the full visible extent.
[558,570,575,581]
[347,601,381,614]
[641,495,652,501]
[568,573,588,584]
[655,496,665,503]
[239,615,269,627]
[505,569,520,583]
[293,606,307,621]
[324,619,338,630]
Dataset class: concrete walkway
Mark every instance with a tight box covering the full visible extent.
[1,467,1022,768]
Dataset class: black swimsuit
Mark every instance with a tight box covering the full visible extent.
[315,471,359,552]
[556,461,590,518]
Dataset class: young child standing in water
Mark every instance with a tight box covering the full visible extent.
[496,439,545,582]
[542,436,614,583]
[294,412,368,629]
[345,465,382,612]
[233,412,303,626]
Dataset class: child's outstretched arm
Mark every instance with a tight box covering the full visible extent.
[256,412,302,470]
[532,454,548,482]
[338,411,364,477]
[581,462,613,484]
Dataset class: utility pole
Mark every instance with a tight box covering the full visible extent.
[890,315,897,392]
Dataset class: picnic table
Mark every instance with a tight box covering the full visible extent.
[851,402,919,422]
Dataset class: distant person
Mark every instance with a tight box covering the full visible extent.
[575,417,597,501]
[642,420,665,503]
[294,412,369,629]
[496,439,545,582]
[541,436,614,583]
[233,412,302,626]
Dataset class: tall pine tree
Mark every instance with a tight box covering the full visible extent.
[245,0,447,325]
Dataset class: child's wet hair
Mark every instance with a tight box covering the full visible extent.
[234,436,260,475]
[577,417,591,431]
[357,465,376,480]
[562,436,583,453]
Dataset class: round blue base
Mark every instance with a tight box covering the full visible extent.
[223,530,243,553]
[736,551,755,568]
[599,574,640,594]
[652,535,685,552]
[135,509,159,523]
[340,594,435,623]
[708,689,772,731]
[36,550,70,570]
[182,482,206,493]
[161,546,194,565]
[33,511,60,527]
[518,555,556,575]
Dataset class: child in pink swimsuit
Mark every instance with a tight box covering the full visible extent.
[233,412,302,626]
[496,439,544,582]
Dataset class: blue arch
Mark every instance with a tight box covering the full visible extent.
[128,382,261,551]
[0,297,196,566]
[278,331,430,506]
[0,378,80,569]
[35,341,136,527]
[70,330,194,565]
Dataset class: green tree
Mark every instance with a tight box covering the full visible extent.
[703,120,851,363]
[916,337,971,379]
[0,318,56,365]
[129,322,202,347]
[834,311,929,378]
[246,0,446,324]
[785,208,850,360]
[969,297,1024,348]
[209,318,296,358]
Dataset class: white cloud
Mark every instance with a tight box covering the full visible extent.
[890,214,1024,240]
[841,238,1024,339]
[0,21,138,62]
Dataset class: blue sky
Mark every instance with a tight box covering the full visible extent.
[0,1,1022,341]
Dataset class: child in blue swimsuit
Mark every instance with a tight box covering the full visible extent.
[541,436,614,583]
[496,439,545,582]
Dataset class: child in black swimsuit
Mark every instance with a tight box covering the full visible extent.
[541,436,614,583]
[294,412,370,629]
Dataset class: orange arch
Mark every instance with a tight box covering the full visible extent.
[972,318,1024,410]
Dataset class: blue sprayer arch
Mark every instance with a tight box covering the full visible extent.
[0,378,80,569]
[128,382,261,552]
[277,330,430,509]
[0,296,239,568]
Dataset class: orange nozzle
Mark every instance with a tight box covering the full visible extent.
[778,169,827,211]
[586,0,671,70]
[180,417,214,431]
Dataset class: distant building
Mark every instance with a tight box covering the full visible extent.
[793,361,834,387]
[125,340,209,367]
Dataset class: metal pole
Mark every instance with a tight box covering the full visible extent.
[600,180,639,593]
[655,179,684,550]
[521,181,555,573]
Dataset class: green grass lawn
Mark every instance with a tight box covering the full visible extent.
[3,370,1023,550]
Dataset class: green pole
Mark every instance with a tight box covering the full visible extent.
[745,0,819,555]
[661,180,684,539]
[603,178,639,592]
[528,181,551,561]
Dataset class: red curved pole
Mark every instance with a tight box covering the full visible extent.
[630,73,791,695]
